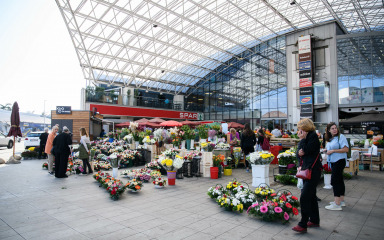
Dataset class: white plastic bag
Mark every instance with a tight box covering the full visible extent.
[297,178,303,189]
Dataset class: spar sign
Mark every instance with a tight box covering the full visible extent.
[300,95,313,105]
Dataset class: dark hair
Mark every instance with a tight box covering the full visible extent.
[243,123,253,137]
[324,122,340,142]
[258,129,265,136]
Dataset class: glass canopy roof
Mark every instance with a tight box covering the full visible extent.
[56,0,384,95]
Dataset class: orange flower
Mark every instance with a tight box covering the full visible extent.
[135,185,141,190]
[220,155,225,161]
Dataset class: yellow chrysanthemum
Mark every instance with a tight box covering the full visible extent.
[165,159,173,167]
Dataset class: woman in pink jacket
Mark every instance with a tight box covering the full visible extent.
[45,126,58,175]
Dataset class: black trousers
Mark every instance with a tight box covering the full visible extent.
[82,158,92,173]
[55,153,69,178]
[243,147,254,168]
[299,169,321,228]
[38,144,46,159]
[331,159,346,197]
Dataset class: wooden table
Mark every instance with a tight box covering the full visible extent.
[352,147,384,171]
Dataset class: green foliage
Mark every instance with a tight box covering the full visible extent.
[276,175,298,185]
[197,124,209,139]
[181,125,195,139]
[343,172,352,180]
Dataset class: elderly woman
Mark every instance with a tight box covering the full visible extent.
[324,122,349,211]
[45,126,58,175]
[292,118,321,233]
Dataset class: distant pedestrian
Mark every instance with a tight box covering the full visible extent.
[100,129,106,138]
[79,128,92,175]
[38,128,49,159]
[241,123,256,172]
[45,126,58,175]
[271,127,282,138]
[53,126,72,178]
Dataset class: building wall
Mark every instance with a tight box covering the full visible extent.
[51,110,91,143]
[286,22,339,129]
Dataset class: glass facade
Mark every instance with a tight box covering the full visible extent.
[185,36,287,129]
[337,33,384,105]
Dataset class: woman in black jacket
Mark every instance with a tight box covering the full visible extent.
[292,118,321,233]
[241,123,257,172]
[53,126,72,178]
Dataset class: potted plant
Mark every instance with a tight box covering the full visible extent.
[277,150,296,174]
[323,164,332,189]
[246,151,274,187]
[159,155,184,185]
[197,124,208,142]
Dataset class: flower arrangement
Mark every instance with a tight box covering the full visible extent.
[247,151,274,165]
[208,130,217,139]
[123,134,133,143]
[137,173,151,182]
[153,177,167,187]
[207,179,256,213]
[107,132,114,138]
[247,190,300,223]
[197,124,209,139]
[323,163,332,174]
[42,162,48,169]
[125,179,143,192]
[143,136,151,144]
[277,150,296,166]
[150,170,162,179]
[216,142,230,150]
[159,155,184,171]
[184,151,202,161]
[93,172,126,200]
[212,154,225,167]
[200,141,208,150]
[73,164,84,174]
[162,148,180,158]
[181,125,195,140]
[146,161,161,170]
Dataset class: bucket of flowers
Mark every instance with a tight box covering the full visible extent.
[153,177,167,189]
[42,162,48,170]
[73,164,84,174]
[158,155,184,185]
[145,161,161,170]
[200,141,208,151]
[323,163,332,189]
[277,150,296,174]
[125,179,143,193]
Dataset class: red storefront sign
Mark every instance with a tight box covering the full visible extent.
[90,104,199,120]
[299,78,313,88]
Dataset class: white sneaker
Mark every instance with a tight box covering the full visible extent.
[325,203,342,211]
[329,201,346,207]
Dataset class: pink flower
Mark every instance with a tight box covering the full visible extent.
[251,203,259,208]
[284,212,289,221]
[260,206,268,213]
[274,207,282,213]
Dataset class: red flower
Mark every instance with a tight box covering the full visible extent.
[153,181,155,184]
[111,189,116,195]
[271,193,277,197]
[292,196,298,200]
[274,202,278,207]
[286,203,292,208]
[292,207,299,215]
[159,182,163,186]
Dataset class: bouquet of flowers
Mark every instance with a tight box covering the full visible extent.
[277,150,296,166]
[42,162,48,169]
[323,163,332,174]
[130,122,138,132]
[212,154,225,167]
[216,142,230,150]
[143,136,151,144]
[162,148,180,158]
[200,141,208,150]
[159,155,184,171]
[184,151,202,161]
[150,170,162,179]
[153,177,167,187]
[125,179,143,192]
[73,164,84,174]
[207,185,224,199]
[247,151,274,165]
[123,134,133,144]
[254,186,275,200]
[137,173,151,182]
[146,161,161,170]
[106,179,125,200]
[107,132,114,138]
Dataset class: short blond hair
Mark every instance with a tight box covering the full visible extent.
[230,128,236,134]
[297,118,316,132]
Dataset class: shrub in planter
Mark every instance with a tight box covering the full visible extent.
[276,174,297,185]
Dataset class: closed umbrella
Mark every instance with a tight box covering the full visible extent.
[160,120,182,127]
[7,102,22,157]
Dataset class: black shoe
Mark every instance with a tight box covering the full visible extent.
[316,197,321,201]
[89,171,93,174]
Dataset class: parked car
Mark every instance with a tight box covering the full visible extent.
[0,132,14,149]
[24,131,44,149]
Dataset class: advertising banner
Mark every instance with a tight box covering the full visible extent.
[300,95,313,105]
[299,52,311,62]
[298,35,311,54]
[299,87,313,95]
[300,105,313,113]
[299,60,311,71]
[299,69,311,79]
[299,78,313,88]
[56,106,72,114]
[300,112,313,119]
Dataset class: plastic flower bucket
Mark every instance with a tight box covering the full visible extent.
[167,171,176,185]
[210,167,219,179]
[223,169,232,176]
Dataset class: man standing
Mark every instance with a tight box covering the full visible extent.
[38,128,49,159]
[271,127,282,138]
[53,126,72,178]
